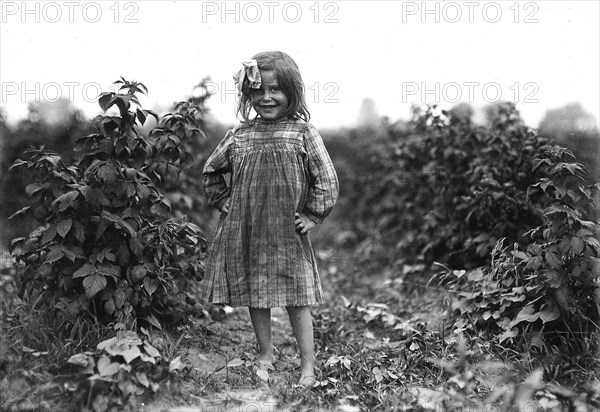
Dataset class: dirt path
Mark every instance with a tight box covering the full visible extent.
[141,244,448,411]
[144,306,315,412]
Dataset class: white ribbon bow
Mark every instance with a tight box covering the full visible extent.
[233,59,262,95]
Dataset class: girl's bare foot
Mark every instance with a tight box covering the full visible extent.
[298,374,316,389]
[256,353,275,370]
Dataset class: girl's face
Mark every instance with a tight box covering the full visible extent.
[250,70,289,121]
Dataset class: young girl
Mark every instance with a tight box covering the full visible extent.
[201,51,339,388]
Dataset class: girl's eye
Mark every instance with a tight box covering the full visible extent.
[249,86,280,97]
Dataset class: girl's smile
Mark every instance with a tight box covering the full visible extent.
[250,70,289,121]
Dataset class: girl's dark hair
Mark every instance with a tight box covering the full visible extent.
[235,51,310,123]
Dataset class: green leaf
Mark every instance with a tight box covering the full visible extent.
[83,274,107,298]
[97,355,120,377]
[543,270,563,288]
[571,237,585,255]
[113,287,126,308]
[97,162,119,185]
[532,158,551,171]
[539,303,560,323]
[539,179,552,191]
[143,341,161,358]
[545,251,562,269]
[373,366,384,383]
[140,352,156,365]
[96,217,109,241]
[25,183,43,196]
[104,298,116,315]
[591,258,600,277]
[579,220,598,230]
[73,263,96,278]
[256,368,269,382]
[104,251,116,262]
[467,268,484,281]
[136,372,150,388]
[101,211,136,237]
[169,356,186,372]
[41,224,57,244]
[42,154,61,167]
[119,346,141,364]
[136,183,151,200]
[115,138,127,155]
[38,264,52,276]
[61,246,77,262]
[72,221,85,244]
[584,236,600,253]
[145,314,162,330]
[130,265,146,283]
[83,187,110,207]
[56,218,73,238]
[10,237,26,246]
[136,108,147,125]
[98,138,114,155]
[143,276,158,296]
[579,186,593,200]
[7,206,30,221]
[44,248,64,264]
[145,109,159,123]
[98,92,116,112]
[472,233,489,243]
[98,264,121,279]
[97,336,117,351]
[511,304,539,327]
[226,358,244,367]
[52,190,79,212]
[129,237,143,258]
[98,332,142,362]
[67,353,91,368]
[114,96,129,116]
[9,159,28,171]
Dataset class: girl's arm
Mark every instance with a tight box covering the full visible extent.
[302,124,340,224]
[202,130,233,211]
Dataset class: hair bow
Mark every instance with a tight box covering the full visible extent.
[233,59,262,95]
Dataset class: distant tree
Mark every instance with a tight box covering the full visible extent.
[483,101,524,129]
[1,100,94,242]
[539,102,598,136]
[356,98,383,130]
[449,102,474,124]
[538,102,599,181]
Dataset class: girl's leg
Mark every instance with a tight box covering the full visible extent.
[286,306,316,386]
[248,307,274,364]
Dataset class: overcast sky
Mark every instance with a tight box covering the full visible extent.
[1,0,599,129]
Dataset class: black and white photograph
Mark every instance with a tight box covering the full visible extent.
[1,1,599,410]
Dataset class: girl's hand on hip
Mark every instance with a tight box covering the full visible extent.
[295,213,316,234]
[220,199,230,214]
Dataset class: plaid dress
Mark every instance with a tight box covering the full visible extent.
[201,118,339,308]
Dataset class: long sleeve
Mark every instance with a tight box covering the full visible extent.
[302,124,339,224]
[202,130,234,210]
